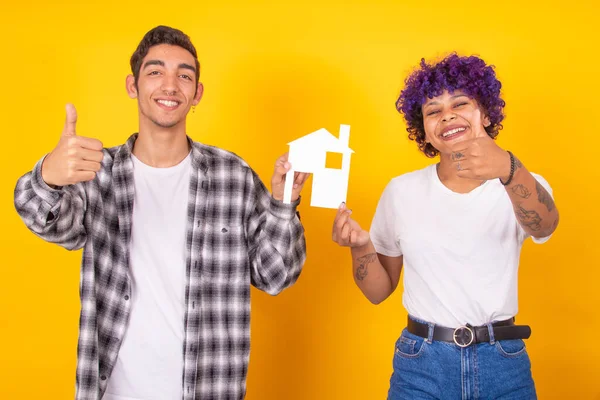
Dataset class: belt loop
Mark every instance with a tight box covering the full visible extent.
[426,322,434,344]
[486,323,496,344]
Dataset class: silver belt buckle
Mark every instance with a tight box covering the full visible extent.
[453,325,475,347]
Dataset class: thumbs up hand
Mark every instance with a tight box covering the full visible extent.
[41,104,104,187]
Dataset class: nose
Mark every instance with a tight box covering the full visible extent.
[441,109,457,123]
[160,75,178,96]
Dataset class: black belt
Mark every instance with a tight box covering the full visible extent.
[407,317,531,347]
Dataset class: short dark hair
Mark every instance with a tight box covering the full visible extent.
[130,25,200,87]
[396,54,505,158]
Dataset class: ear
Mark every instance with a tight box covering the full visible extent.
[126,75,138,99]
[193,82,204,105]
[482,113,491,128]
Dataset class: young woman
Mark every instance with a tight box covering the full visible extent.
[332,54,559,399]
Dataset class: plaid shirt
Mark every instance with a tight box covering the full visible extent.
[14,134,306,400]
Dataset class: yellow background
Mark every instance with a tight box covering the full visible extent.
[1,0,598,399]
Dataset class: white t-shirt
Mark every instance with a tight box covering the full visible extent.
[370,164,553,328]
[104,153,191,400]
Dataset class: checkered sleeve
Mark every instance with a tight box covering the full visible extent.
[14,156,87,250]
[246,169,307,295]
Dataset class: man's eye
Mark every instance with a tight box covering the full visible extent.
[149,71,160,75]
[180,74,192,80]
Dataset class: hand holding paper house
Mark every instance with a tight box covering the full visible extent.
[283,124,353,209]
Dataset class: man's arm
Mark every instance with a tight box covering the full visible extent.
[245,154,309,295]
[14,157,88,250]
[13,104,103,250]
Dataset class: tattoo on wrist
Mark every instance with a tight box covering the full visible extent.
[515,205,542,231]
[355,253,377,281]
[511,184,531,199]
[535,180,555,212]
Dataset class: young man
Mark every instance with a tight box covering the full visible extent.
[14,26,308,400]
[332,54,559,399]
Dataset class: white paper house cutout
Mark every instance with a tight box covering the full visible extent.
[284,124,354,209]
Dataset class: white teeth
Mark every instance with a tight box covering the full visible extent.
[157,100,178,107]
[442,127,466,137]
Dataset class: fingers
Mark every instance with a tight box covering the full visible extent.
[334,206,351,232]
[270,152,311,201]
[71,160,102,172]
[332,204,353,243]
[453,159,472,173]
[65,140,104,162]
[273,153,310,185]
[332,202,369,247]
[63,104,78,137]
[340,221,351,242]
[333,202,347,227]
[273,153,291,178]
[451,150,467,162]
[453,162,482,180]
[349,230,358,246]
[76,136,104,151]
[293,172,309,188]
[78,147,104,163]
[64,138,103,183]
[452,158,488,179]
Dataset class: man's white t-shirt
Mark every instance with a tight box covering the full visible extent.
[104,153,191,400]
[370,164,554,328]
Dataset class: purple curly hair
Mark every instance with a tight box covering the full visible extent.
[396,54,505,158]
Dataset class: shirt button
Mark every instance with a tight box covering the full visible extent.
[124,295,130,301]
[101,375,107,381]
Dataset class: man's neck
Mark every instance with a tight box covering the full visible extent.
[132,125,190,168]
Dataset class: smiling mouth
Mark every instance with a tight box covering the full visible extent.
[155,99,180,108]
[441,127,467,138]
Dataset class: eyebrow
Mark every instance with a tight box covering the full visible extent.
[142,59,197,74]
[423,94,469,107]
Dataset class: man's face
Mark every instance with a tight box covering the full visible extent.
[127,44,203,130]
[421,89,490,155]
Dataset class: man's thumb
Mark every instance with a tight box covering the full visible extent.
[62,103,78,137]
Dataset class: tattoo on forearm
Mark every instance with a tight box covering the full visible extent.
[515,205,542,231]
[355,253,377,281]
[511,184,531,199]
[451,152,464,161]
[535,180,555,212]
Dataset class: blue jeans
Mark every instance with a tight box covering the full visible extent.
[388,319,537,400]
